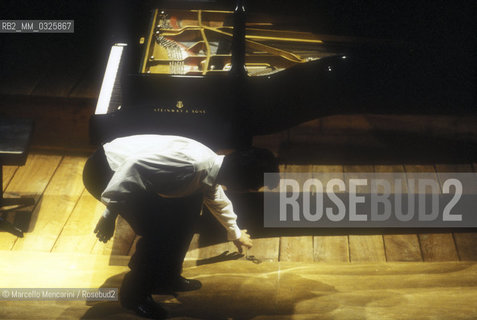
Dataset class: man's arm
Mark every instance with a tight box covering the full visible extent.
[203,185,252,252]
[94,158,147,243]
[232,229,253,253]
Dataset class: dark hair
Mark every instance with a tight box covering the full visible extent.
[221,147,279,190]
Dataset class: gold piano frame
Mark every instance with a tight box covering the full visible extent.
[140,9,327,76]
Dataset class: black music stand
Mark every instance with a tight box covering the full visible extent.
[0,118,35,237]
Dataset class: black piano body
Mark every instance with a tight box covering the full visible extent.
[90,2,475,150]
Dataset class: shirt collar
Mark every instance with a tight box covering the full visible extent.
[204,155,224,187]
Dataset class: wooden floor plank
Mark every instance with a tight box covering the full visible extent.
[311,164,349,262]
[0,153,62,250]
[405,164,459,262]
[345,165,386,262]
[2,154,61,198]
[383,234,422,262]
[375,164,423,262]
[246,237,280,262]
[279,164,314,262]
[279,236,314,262]
[348,234,386,262]
[2,166,18,190]
[12,156,86,252]
[52,191,105,254]
[419,233,459,261]
[454,233,477,261]
[435,163,477,261]
[313,235,349,262]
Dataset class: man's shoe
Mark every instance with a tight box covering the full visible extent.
[153,276,202,294]
[121,294,167,319]
[173,276,202,292]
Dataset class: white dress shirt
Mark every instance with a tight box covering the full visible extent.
[101,134,241,240]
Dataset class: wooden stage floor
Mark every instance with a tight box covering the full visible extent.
[1,152,477,319]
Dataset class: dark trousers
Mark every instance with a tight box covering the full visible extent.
[83,147,202,299]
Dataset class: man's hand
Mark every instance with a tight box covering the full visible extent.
[94,216,116,243]
[233,229,253,253]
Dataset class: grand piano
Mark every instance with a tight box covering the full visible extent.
[90,0,474,150]
[88,0,475,238]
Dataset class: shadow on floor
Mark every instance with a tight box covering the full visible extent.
[73,262,342,320]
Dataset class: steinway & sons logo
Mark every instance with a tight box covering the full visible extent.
[153,100,206,115]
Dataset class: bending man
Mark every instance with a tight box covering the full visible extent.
[82,134,279,319]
